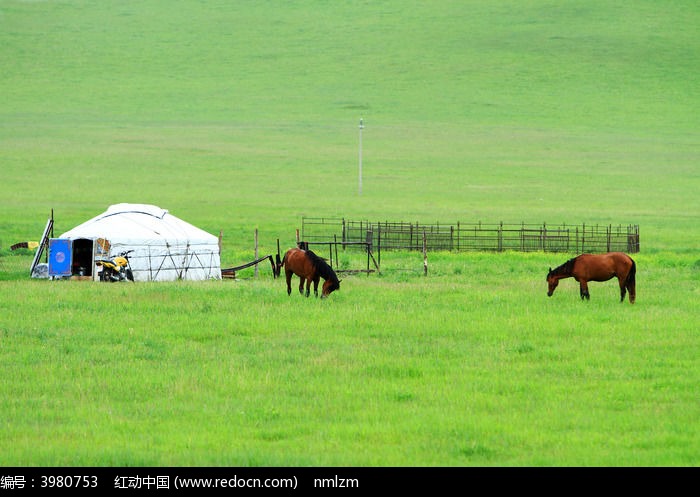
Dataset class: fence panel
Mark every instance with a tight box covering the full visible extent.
[301,218,639,254]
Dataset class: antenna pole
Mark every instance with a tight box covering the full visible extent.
[358,117,364,195]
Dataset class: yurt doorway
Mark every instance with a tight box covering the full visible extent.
[71,238,96,278]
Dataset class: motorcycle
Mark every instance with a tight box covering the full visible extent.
[96,250,135,282]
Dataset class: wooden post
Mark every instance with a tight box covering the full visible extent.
[366,242,370,274]
[334,235,339,269]
[275,238,281,277]
[498,222,503,252]
[422,231,428,274]
[542,222,546,252]
[456,221,460,252]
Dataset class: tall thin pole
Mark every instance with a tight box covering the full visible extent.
[358,117,364,195]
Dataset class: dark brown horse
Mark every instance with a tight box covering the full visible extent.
[279,248,341,298]
[547,252,636,303]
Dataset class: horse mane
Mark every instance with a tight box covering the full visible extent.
[306,250,339,283]
[550,257,577,277]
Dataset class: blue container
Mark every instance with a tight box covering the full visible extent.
[48,239,73,277]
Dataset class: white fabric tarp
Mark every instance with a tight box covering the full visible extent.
[60,203,221,281]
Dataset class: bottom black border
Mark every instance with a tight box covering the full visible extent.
[0,467,683,494]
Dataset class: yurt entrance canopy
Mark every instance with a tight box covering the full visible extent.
[58,203,221,281]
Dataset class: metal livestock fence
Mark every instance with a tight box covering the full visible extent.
[301,218,640,254]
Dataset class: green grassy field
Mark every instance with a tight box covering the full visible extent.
[1,1,698,467]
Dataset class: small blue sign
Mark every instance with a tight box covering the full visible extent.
[49,239,72,277]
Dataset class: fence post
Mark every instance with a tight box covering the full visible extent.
[627,224,640,253]
[423,231,428,276]
[520,222,524,252]
[275,239,281,277]
[629,225,632,253]
[542,223,547,252]
[333,235,339,268]
[366,240,370,274]
[498,222,503,252]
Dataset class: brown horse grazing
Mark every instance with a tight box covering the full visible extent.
[547,252,636,303]
[279,248,341,298]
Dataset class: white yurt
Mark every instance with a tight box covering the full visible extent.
[58,203,221,281]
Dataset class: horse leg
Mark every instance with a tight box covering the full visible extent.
[579,281,590,300]
[285,270,293,296]
[618,276,627,303]
[313,276,320,297]
[298,276,305,296]
[305,277,312,297]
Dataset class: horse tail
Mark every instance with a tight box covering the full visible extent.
[626,257,636,286]
[625,257,636,303]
